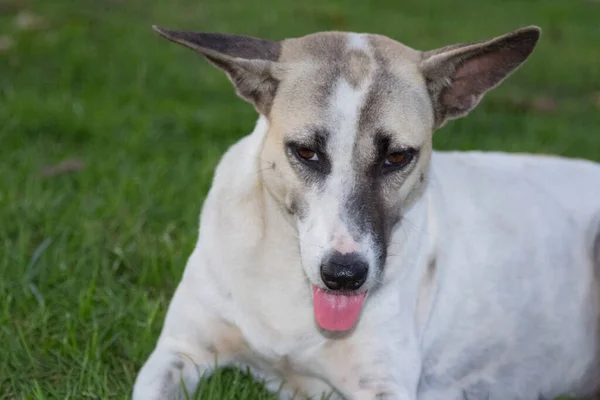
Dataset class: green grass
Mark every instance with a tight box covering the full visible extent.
[1,0,599,398]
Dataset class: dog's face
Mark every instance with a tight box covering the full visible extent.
[153,26,540,331]
[263,33,433,302]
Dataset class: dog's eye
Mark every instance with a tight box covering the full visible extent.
[385,151,412,167]
[297,148,318,162]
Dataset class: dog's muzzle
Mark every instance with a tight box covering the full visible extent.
[313,251,369,332]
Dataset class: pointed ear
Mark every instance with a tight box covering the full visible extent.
[152,25,282,115]
[420,26,541,128]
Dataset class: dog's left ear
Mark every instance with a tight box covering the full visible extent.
[152,26,281,116]
[420,26,541,128]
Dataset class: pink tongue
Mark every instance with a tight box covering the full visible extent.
[313,286,366,331]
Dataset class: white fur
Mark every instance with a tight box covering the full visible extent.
[347,33,368,50]
[133,116,600,400]
[135,27,600,400]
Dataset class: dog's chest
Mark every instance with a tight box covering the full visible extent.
[228,315,326,384]
[234,297,323,360]
[220,284,325,376]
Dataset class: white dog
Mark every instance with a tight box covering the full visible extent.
[133,25,600,400]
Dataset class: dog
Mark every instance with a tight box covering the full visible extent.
[133,25,600,400]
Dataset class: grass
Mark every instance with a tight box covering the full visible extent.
[0,0,599,398]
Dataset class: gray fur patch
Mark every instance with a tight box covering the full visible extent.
[285,128,331,188]
[280,32,347,108]
[343,183,387,267]
[342,50,372,88]
[357,44,398,135]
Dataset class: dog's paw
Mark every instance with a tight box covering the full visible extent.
[133,352,203,400]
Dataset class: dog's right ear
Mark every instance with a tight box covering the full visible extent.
[152,26,281,116]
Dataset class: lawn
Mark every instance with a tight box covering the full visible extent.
[1,0,599,398]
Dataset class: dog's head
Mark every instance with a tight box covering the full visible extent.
[154,25,540,331]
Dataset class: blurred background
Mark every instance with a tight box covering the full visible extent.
[1,0,599,398]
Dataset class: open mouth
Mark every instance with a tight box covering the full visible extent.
[312,286,366,331]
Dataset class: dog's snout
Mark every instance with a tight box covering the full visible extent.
[320,252,368,291]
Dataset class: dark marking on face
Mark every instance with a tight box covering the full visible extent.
[343,182,387,268]
[369,131,420,177]
[285,128,331,186]
[297,34,347,108]
[271,161,276,170]
[339,131,414,267]
[358,71,394,135]
[369,133,392,176]
[420,173,425,183]
[357,44,401,136]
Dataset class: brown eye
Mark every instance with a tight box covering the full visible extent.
[297,148,318,162]
[385,152,409,166]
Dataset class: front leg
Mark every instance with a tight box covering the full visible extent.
[133,281,245,400]
[133,338,213,400]
[318,330,421,400]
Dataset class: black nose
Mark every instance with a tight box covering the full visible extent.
[320,252,368,291]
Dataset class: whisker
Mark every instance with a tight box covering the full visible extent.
[400,215,427,235]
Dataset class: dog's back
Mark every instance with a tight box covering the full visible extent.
[431,150,600,222]
[416,151,600,399]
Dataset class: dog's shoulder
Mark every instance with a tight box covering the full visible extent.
[197,118,269,246]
